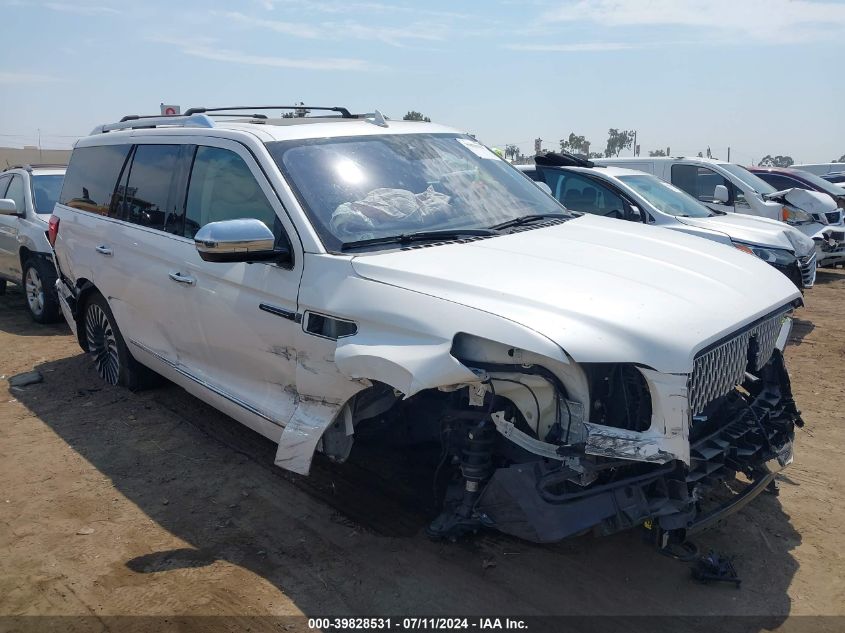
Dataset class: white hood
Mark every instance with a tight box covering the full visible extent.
[676,213,816,256]
[351,215,800,374]
[767,188,838,214]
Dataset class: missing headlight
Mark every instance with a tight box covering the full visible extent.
[585,364,652,432]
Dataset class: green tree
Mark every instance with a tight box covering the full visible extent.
[834,154,845,162]
[403,110,431,122]
[758,154,794,168]
[559,132,590,156]
[649,149,667,157]
[604,129,636,157]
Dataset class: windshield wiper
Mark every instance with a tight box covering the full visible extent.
[340,228,497,251]
[489,213,571,231]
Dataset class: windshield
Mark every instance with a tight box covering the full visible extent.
[720,164,777,195]
[266,133,569,251]
[31,174,64,215]
[617,174,713,218]
[791,169,845,195]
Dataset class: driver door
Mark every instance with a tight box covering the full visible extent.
[171,139,306,434]
[0,175,22,279]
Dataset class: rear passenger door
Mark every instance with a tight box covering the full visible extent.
[104,143,193,365]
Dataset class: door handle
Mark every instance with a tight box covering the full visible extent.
[168,271,195,285]
[95,245,113,256]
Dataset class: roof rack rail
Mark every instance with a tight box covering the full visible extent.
[90,113,216,135]
[184,105,354,118]
[2,163,68,172]
[534,151,595,169]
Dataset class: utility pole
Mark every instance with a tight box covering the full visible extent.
[727,146,731,162]
[37,128,42,161]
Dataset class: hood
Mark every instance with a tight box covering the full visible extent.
[766,188,837,214]
[677,213,816,256]
[351,215,800,374]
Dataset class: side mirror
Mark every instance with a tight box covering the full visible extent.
[627,204,643,222]
[534,181,553,195]
[713,184,730,204]
[0,198,19,216]
[194,218,290,264]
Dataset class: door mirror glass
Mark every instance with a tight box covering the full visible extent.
[194,218,290,264]
[626,204,642,222]
[534,181,552,195]
[713,184,730,204]
[0,198,19,216]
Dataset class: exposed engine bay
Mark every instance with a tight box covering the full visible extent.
[321,314,802,544]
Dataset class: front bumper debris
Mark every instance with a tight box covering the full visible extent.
[473,351,801,543]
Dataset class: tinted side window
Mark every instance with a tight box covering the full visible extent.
[758,173,804,191]
[0,175,12,199]
[59,145,131,216]
[119,145,181,231]
[5,176,26,215]
[184,146,277,239]
[671,164,730,203]
[539,169,626,217]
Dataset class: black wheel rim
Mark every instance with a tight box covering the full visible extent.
[85,304,120,385]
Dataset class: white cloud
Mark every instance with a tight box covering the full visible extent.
[218,10,444,46]
[44,2,119,15]
[507,42,635,52]
[0,71,64,84]
[541,0,845,43]
[170,40,377,72]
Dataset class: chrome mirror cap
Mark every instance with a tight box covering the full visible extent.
[194,218,282,263]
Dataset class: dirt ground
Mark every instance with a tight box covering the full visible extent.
[1,271,844,632]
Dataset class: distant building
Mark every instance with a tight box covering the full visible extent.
[0,146,72,170]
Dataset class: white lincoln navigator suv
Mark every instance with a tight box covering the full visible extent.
[51,107,803,544]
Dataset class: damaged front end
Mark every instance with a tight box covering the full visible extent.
[427,312,802,544]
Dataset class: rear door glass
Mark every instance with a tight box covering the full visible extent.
[119,144,182,231]
[59,145,131,217]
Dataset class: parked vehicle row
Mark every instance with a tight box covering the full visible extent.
[594,156,845,268]
[9,106,798,548]
[519,153,817,289]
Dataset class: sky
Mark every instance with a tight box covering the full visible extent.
[1,0,844,164]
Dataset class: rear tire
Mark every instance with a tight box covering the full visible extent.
[82,292,157,391]
[23,257,60,323]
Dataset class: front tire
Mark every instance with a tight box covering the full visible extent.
[82,293,155,390]
[23,257,60,323]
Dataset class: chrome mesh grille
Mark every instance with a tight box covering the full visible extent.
[799,253,816,288]
[689,309,790,415]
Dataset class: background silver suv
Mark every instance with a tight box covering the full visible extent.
[0,164,66,322]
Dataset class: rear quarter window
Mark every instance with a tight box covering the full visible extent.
[59,145,131,217]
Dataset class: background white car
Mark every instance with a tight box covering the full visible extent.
[520,153,817,289]
[595,156,845,267]
[0,164,66,322]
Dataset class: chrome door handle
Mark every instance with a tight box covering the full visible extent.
[95,245,113,256]
[168,272,195,285]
